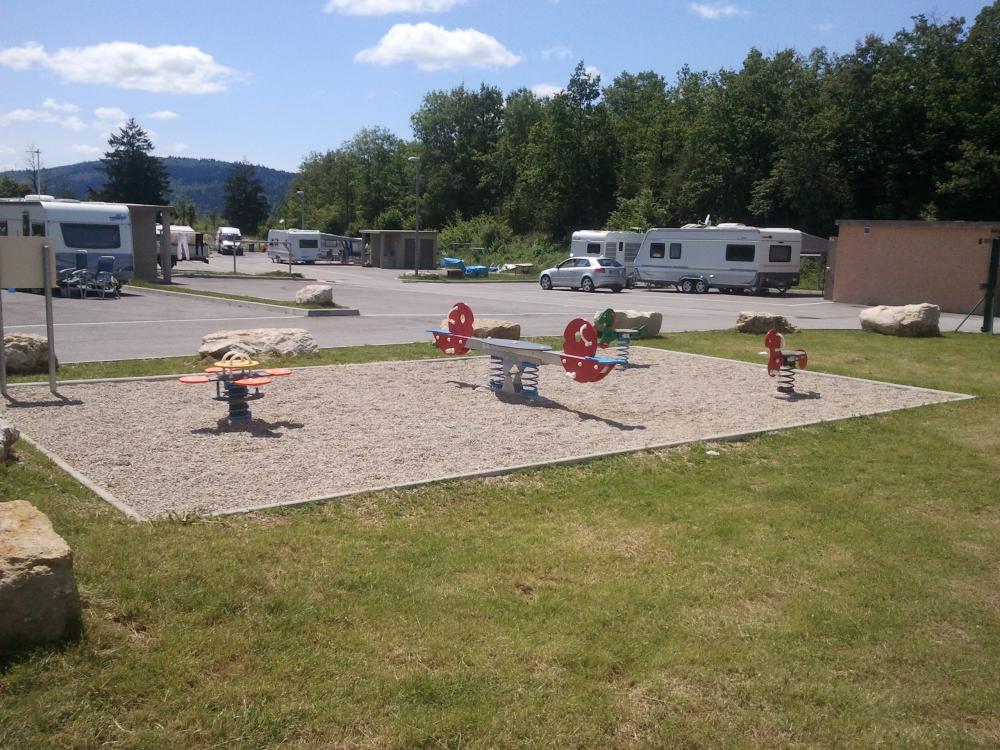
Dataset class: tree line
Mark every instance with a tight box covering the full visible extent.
[275,4,999,247]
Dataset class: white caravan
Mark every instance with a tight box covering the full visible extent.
[0,196,134,278]
[570,230,645,280]
[215,226,242,255]
[632,222,802,294]
[267,229,362,264]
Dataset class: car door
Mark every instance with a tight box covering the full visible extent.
[551,258,575,286]
[570,258,592,288]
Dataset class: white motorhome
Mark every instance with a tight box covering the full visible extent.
[632,222,802,294]
[570,230,645,279]
[215,226,242,255]
[0,195,134,278]
[267,229,362,264]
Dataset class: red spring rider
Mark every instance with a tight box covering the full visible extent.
[763,328,807,396]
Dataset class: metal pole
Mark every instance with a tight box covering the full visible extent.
[415,166,421,277]
[0,286,7,400]
[287,241,292,277]
[41,244,57,395]
[982,238,999,334]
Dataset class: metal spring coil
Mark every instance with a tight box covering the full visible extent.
[519,363,540,398]
[616,337,631,368]
[488,355,505,390]
[777,363,797,393]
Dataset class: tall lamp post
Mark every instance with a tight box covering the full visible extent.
[296,189,305,229]
[407,156,421,277]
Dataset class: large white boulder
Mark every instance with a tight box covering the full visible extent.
[3,333,54,374]
[437,317,520,340]
[199,328,319,360]
[736,311,797,334]
[0,419,19,462]
[596,310,663,338]
[860,304,940,337]
[294,284,335,306]
[0,501,81,648]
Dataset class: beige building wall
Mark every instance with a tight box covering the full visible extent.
[832,220,1000,313]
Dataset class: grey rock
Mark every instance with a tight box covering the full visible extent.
[3,333,54,374]
[0,501,81,648]
[597,310,663,338]
[735,312,797,334]
[0,419,19,462]
[860,304,940,337]
[294,284,335,306]
[199,328,319,360]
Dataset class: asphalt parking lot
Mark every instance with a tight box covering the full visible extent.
[1,253,987,362]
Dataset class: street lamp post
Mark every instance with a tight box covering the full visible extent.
[407,156,421,277]
[296,190,305,229]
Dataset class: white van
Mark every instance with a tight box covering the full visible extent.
[215,226,242,255]
[0,195,134,278]
[570,230,644,281]
[632,222,802,294]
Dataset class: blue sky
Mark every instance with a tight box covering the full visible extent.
[0,0,989,174]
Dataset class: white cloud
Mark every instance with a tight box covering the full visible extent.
[531,83,562,98]
[688,3,749,19]
[541,45,571,62]
[355,23,521,71]
[585,65,601,80]
[173,143,189,153]
[817,21,833,32]
[0,41,236,94]
[0,145,14,155]
[94,107,129,123]
[0,108,87,131]
[147,110,179,120]
[325,0,464,14]
[42,97,79,113]
[71,144,103,156]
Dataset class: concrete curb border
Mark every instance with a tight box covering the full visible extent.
[132,284,360,317]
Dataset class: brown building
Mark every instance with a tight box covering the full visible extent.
[830,220,1000,314]
[360,229,437,270]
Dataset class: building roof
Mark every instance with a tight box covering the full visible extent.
[836,219,999,229]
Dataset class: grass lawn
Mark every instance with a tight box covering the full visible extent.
[1,331,998,749]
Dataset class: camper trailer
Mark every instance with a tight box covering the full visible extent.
[267,229,362,264]
[155,224,208,264]
[0,196,134,278]
[632,223,802,294]
[570,230,644,281]
[215,226,242,255]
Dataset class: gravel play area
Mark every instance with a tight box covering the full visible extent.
[2,347,970,519]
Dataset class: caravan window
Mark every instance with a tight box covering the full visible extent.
[299,239,319,249]
[669,242,682,259]
[60,223,121,249]
[0,221,7,236]
[726,244,755,262]
[31,222,45,237]
[769,245,792,262]
[650,242,665,259]
[586,242,601,255]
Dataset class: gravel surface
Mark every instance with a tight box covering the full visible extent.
[2,348,969,518]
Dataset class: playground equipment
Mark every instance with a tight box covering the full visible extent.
[762,328,808,396]
[179,351,293,423]
[593,309,647,369]
[429,302,624,398]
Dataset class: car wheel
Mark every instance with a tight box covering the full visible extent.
[611,285,623,293]
[694,279,708,293]
[540,275,553,290]
[581,276,595,293]
[680,279,695,293]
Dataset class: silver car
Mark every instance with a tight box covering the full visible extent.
[539,257,627,292]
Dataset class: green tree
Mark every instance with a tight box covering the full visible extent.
[0,175,32,198]
[96,118,171,204]
[223,162,269,234]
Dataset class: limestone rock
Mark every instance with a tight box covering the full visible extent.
[294,284,335,306]
[3,333,54,374]
[199,328,318,360]
[596,310,663,338]
[1,419,19,462]
[860,304,940,337]
[0,501,81,648]
[436,317,521,340]
[736,312,797,334]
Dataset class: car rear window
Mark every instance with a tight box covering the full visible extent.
[597,259,623,267]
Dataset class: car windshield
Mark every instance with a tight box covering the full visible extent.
[597,259,623,267]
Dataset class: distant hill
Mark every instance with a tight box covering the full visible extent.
[0,157,296,217]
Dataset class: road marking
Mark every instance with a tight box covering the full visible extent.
[6,316,296,329]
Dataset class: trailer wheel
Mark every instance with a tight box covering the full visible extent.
[680,279,695,293]
[777,286,790,295]
[694,279,708,294]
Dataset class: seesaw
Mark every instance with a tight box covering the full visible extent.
[428,302,625,398]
